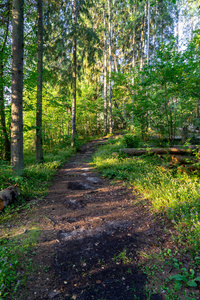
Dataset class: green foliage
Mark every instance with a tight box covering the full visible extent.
[0,145,74,205]
[93,136,200,254]
[123,134,141,148]
[168,268,200,289]
[0,143,75,298]
[0,229,40,299]
[113,248,132,264]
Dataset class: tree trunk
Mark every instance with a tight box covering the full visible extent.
[11,0,24,174]
[0,55,10,161]
[197,99,199,129]
[147,0,151,130]
[108,0,113,134]
[131,5,136,123]
[36,0,43,163]
[175,0,179,49]
[103,5,107,134]
[114,55,118,73]
[71,0,77,147]
[140,3,146,71]
[147,0,150,66]
[191,14,194,40]
[0,1,11,161]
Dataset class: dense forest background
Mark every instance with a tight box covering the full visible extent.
[0,0,200,172]
[1,1,200,298]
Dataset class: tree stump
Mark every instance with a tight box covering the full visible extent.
[0,185,20,211]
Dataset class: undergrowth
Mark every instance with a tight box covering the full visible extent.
[0,144,75,298]
[93,135,200,299]
[0,146,75,201]
[0,228,40,299]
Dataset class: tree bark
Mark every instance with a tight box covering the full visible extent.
[11,0,24,174]
[175,0,179,49]
[140,3,146,70]
[0,55,10,161]
[103,5,107,134]
[0,0,11,161]
[108,0,113,134]
[147,0,150,66]
[147,0,151,129]
[71,0,77,147]
[36,0,44,163]
[197,99,199,129]
[131,5,136,123]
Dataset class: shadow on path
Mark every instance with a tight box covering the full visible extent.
[17,138,166,300]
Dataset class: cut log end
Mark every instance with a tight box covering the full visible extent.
[0,200,4,211]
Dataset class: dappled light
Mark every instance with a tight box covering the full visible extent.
[0,0,200,298]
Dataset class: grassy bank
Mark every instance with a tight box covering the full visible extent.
[92,135,200,299]
[0,145,75,299]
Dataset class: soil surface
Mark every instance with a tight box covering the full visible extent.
[19,138,175,300]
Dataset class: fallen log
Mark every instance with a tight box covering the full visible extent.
[0,185,20,211]
[172,145,200,150]
[170,155,198,165]
[120,147,199,156]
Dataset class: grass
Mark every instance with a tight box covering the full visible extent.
[0,226,40,299]
[0,133,199,299]
[0,145,75,202]
[93,135,200,254]
[0,143,76,298]
[92,135,200,299]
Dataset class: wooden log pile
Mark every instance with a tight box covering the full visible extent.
[120,146,200,171]
[120,146,199,156]
[0,185,20,211]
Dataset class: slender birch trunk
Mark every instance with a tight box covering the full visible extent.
[147,0,151,130]
[153,0,157,58]
[176,0,179,50]
[140,3,146,70]
[191,15,194,40]
[71,0,77,147]
[36,0,43,163]
[108,0,113,134]
[103,5,107,134]
[147,0,150,66]
[11,0,24,174]
[131,5,136,124]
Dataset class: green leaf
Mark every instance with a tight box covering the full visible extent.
[187,280,197,287]
[190,269,195,277]
[169,274,185,281]
[195,276,200,282]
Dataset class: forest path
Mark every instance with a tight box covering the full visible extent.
[21,137,169,300]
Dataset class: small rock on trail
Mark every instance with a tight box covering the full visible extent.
[67,181,94,190]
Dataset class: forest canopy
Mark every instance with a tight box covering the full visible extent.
[0,0,200,171]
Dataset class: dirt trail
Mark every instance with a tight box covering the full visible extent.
[21,138,169,300]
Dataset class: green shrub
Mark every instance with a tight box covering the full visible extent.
[123,134,141,148]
